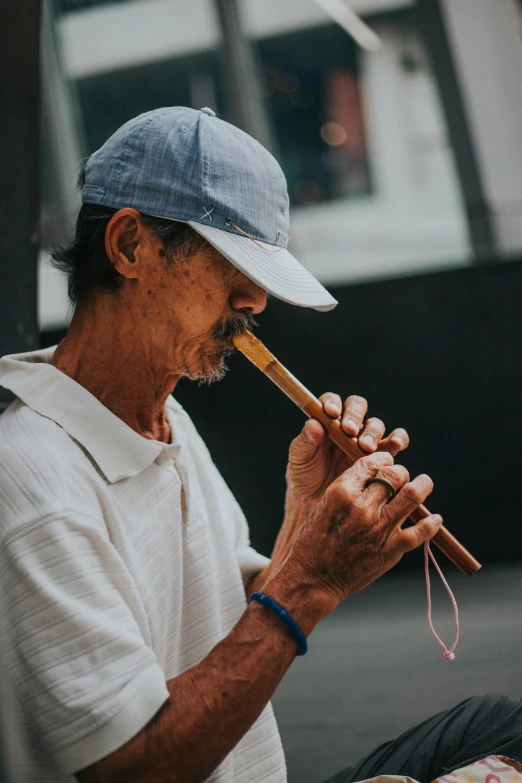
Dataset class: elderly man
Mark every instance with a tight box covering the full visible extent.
[0,107,521,783]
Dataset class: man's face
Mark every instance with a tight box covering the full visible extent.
[154,243,265,384]
[109,211,267,384]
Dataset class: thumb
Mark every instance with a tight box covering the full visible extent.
[288,419,325,466]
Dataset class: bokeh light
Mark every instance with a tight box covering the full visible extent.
[320,122,348,146]
[274,72,300,93]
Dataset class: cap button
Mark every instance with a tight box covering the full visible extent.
[200,106,216,117]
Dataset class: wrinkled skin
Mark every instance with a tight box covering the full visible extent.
[51,208,267,442]
[282,451,436,603]
[57,208,442,783]
[252,392,414,592]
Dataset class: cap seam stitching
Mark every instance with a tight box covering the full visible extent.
[194,219,284,247]
[112,115,157,201]
[199,116,213,218]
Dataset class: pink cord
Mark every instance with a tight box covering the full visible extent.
[424,541,459,660]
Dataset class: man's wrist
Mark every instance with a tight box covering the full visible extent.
[257,560,338,639]
[246,565,271,596]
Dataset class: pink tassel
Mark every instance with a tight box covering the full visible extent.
[424,541,459,660]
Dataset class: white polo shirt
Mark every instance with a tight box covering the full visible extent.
[0,346,286,783]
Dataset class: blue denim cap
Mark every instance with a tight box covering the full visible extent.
[82,106,338,312]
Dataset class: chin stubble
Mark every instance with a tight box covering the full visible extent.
[196,312,258,386]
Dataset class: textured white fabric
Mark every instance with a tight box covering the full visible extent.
[0,346,284,783]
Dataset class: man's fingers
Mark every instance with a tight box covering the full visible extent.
[317,395,409,460]
[397,514,443,554]
[319,393,371,440]
[341,395,368,437]
[319,392,343,420]
[363,464,409,503]
[384,474,434,528]
[377,428,410,457]
[358,417,386,453]
[340,451,394,493]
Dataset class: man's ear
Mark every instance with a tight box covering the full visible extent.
[105,208,145,280]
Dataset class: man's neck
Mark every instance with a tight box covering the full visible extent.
[51,296,180,444]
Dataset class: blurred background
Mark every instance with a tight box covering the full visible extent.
[1,1,521,781]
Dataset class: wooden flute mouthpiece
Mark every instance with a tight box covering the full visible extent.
[232,330,481,577]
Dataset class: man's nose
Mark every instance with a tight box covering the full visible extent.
[230,276,267,315]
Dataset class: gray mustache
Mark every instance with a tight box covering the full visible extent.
[213,313,258,342]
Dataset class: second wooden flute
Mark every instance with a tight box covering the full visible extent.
[232,330,481,577]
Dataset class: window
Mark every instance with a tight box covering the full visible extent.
[256,25,372,205]
[41,0,472,329]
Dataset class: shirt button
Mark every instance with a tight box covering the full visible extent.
[200,106,216,117]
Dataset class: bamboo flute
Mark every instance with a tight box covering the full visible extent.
[232,330,481,577]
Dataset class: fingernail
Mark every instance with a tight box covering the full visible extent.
[360,434,375,446]
[343,418,358,433]
[432,514,443,526]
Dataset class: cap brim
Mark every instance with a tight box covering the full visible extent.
[187,221,338,312]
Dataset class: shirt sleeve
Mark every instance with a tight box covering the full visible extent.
[234,527,271,588]
[1,511,169,775]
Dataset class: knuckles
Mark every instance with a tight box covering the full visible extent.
[320,392,342,409]
[348,394,367,407]
[380,464,410,486]
[361,452,394,471]
[365,416,384,429]
[400,483,424,505]
[326,480,355,509]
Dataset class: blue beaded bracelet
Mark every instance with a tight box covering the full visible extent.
[248,592,308,656]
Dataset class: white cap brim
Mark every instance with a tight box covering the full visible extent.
[188,221,338,312]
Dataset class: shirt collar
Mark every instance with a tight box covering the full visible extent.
[0,346,182,483]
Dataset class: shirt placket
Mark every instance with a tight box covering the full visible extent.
[156,443,199,524]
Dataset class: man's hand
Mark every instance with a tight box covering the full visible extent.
[286,393,409,507]
[256,394,410,586]
[270,450,442,605]
[78,455,440,783]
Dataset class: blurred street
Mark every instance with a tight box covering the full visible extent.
[273,563,522,783]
